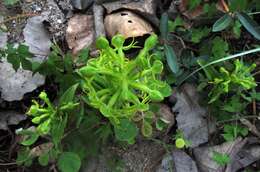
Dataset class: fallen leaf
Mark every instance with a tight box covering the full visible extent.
[178,0,204,19]
[193,137,247,172]
[104,10,154,38]
[0,111,27,130]
[156,104,175,132]
[66,15,94,54]
[172,83,214,147]
[0,59,45,101]
[23,16,51,56]
[30,142,53,157]
[156,149,198,172]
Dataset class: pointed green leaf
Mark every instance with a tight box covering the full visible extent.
[237,12,260,40]
[114,118,138,144]
[164,44,179,74]
[212,14,233,32]
[17,129,39,146]
[59,84,79,105]
[57,152,81,172]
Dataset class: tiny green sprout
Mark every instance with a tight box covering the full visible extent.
[175,138,186,149]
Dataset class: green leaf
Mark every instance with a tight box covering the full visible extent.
[156,119,167,131]
[77,48,89,64]
[38,153,49,166]
[164,44,179,74]
[57,152,81,172]
[160,12,169,40]
[141,120,152,137]
[17,129,39,146]
[212,152,230,166]
[212,14,233,32]
[237,12,260,40]
[229,0,248,12]
[212,36,229,59]
[59,84,79,105]
[114,118,138,144]
[232,20,242,38]
[168,16,184,32]
[191,27,210,43]
[51,115,68,148]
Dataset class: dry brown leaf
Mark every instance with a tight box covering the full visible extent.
[156,104,175,132]
[104,10,153,38]
[30,142,53,157]
[178,0,204,19]
[66,15,94,54]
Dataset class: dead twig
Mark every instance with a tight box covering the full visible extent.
[0,13,40,26]
[240,118,260,138]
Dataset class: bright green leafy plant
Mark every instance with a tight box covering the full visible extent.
[78,34,171,142]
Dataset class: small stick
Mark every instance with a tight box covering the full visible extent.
[0,13,40,26]
[240,118,260,138]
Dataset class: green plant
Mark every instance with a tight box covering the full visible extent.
[160,12,180,75]
[199,59,256,103]
[222,124,248,141]
[212,4,260,40]
[212,152,230,166]
[16,34,171,171]
[78,34,171,142]
[17,84,79,168]
[173,130,191,149]
[0,44,33,71]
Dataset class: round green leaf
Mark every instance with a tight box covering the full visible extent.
[57,152,81,172]
[114,118,138,144]
[212,14,233,32]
